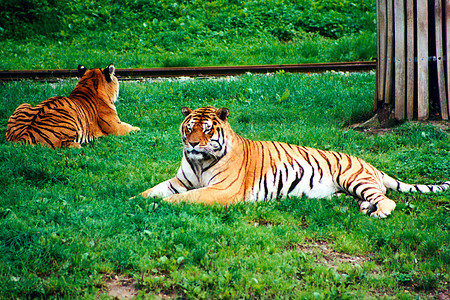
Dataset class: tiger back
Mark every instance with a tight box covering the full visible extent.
[140,106,449,218]
[5,64,140,148]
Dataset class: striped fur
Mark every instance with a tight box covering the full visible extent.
[141,106,450,218]
[6,64,139,148]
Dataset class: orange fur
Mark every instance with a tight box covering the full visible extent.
[140,106,449,218]
[6,64,139,148]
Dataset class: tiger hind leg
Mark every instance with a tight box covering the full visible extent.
[348,182,396,218]
[370,197,396,218]
[336,192,393,218]
[358,194,396,218]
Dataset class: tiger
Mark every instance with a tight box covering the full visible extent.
[140,106,450,218]
[5,64,140,148]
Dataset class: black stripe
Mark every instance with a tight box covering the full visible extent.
[309,164,315,189]
[185,155,201,181]
[31,127,56,148]
[317,149,333,174]
[176,176,189,189]
[271,141,282,159]
[202,157,220,172]
[347,181,364,197]
[181,168,194,187]
[263,174,268,200]
[168,182,179,194]
[359,186,375,201]
[287,174,301,195]
[276,169,283,198]
[310,154,323,180]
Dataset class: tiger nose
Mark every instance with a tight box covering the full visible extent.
[189,141,200,147]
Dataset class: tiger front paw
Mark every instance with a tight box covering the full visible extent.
[369,199,396,218]
[163,194,183,204]
[118,122,140,134]
[141,189,157,198]
[129,189,155,201]
[65,142,82,149]
[124,124,140,133]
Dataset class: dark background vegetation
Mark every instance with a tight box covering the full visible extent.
[1,0,376,40]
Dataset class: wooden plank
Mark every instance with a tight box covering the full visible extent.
[384,0,394,104]
[405,0,415,119]
[435,0,449,119]
[394,0,406,120]
[417,0,429,120]
[377,0,387,106]
[374,0,380,109]
[447,0,450,117]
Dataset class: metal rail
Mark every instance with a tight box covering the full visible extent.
[0,61,376,82]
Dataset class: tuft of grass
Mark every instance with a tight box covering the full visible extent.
[0,72,448,298]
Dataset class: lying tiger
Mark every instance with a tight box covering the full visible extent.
[6,64,139,148]
[140,106,449,218]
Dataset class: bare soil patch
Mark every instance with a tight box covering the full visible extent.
[349,119,450,136]
[101,274,179,299]
[437,291,450,300]
[103,275,139,299]
[291,239,366,269]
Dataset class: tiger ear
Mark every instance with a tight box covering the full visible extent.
[103,64,115,82]
[181,107,192,117]
[216,107,229,121]
[77,65,87,77]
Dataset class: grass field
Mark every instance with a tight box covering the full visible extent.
[0,0,376,70]
[0,72,449,299]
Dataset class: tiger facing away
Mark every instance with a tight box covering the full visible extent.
[6,64,140,148]
[140,106,450,218]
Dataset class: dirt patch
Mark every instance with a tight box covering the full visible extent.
[349,118,450,136]
[437,291,450,300]
[104,275,139,299]
[290,239,366,269]
[102,274,179,299]
[251,218,280,226]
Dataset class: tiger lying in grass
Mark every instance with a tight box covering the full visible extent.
[6,64,139,148]
[140,106,449,218]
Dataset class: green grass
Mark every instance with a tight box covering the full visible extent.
[0,32,376,70]
[0,72,449,299]
[0,0,377,70]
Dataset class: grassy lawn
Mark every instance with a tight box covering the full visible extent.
[0,33,376,70]
[1,1,449,298]
[0,0,376,70]
[0,72,449,298]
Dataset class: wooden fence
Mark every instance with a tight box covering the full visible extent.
[375,0,449,120]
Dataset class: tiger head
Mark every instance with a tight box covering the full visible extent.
[180,106,230,160]
[74,64,119,104]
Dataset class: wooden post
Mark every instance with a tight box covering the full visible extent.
[417,0,429,120]
[446,0,450,117]
[394,0,406,119]
[435,0,448,120]
[377,0,387,104]
[384,0,394,105]
[405,0,415,120]
[376,0,449,121]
